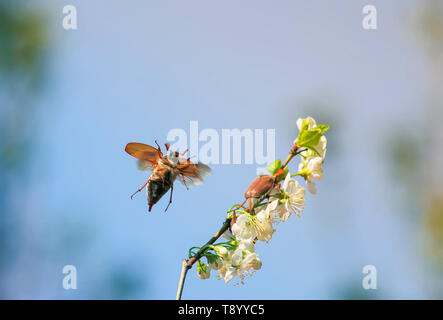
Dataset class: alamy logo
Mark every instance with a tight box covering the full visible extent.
[62,265,77,290]
[167,121,276,175]
[362,5,377,30]
[62,5,78,30]
[362,265,377,290]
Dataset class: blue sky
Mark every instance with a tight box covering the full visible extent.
[7,0,437,299]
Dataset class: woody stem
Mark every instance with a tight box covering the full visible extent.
[176,259,189,300]
[281,143,299,170]
[176,218,231,300]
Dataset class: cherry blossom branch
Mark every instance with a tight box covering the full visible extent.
[175,117,329,299]
[175,144,299,300]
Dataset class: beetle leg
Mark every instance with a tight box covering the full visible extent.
[130,178,150,199]
[229,212,237,230]
[237,199,247,211]
[160,173,167,189]
[164,183,173,212]
[154,140,163,157]
[231,211,237,224]
[181,174,189,190]
[273,182,283,196]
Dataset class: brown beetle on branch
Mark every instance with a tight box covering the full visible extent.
[233,168,285,215]
[228,142,302,227]
[231,142,301,218]
[244,173,280,213]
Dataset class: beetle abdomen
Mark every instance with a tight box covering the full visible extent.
[147,169,173,212]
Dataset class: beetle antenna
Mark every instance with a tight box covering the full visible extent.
[155,140,162,152]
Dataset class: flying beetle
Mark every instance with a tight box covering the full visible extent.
[125,141,211,212]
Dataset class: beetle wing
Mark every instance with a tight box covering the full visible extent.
[137,159,153,171]
[177,162,211,187]
[125,142,161,165]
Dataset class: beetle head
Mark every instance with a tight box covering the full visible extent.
[274,168,287,182]
[166,151,180,164]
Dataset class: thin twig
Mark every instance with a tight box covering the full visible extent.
[175,218,231,300]
[281,143,299,169]
[176,259,188,300]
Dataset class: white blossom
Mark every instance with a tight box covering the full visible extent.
[209,245,231,270]
[306,157,323,180]
[224,266,237,283]
[296,116,328,160]
[232,211,275,243]
[294,117,328,160]
[238,238,255,252]
[296,116,317,131]
[214,245,230,260]
[296,115,327,194]
[298,156,323,195]
[222,249,262,283]
[283,173,305,215]
[306,180,317,195]
[222,229,234,241]
[268,173,305,221]
[215,246,228,256]
[314,135,327,160]
[231,214,258,241]
[255,207,275,242]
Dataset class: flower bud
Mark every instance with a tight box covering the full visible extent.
[196,260,211,280]
[252,257,262,270]
[214,245,230,260]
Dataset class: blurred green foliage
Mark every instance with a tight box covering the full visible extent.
[416,0,443,273]
[0,2,48,173]
[415,0,443,56]
[0,3,149,299]
[0,2,49,297]
[425,194,443,269]
[387,0,443,277]
[0,2,48,86]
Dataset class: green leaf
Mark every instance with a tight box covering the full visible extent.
[298,128,322,148]
[316,124,329,133]
[266,159,281,174]
[301,118,310,132]
[197,260,208,273]
[205,253,219,264]
[283,166,289,177]
[298,123,328,150]
[305,145,321,157]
